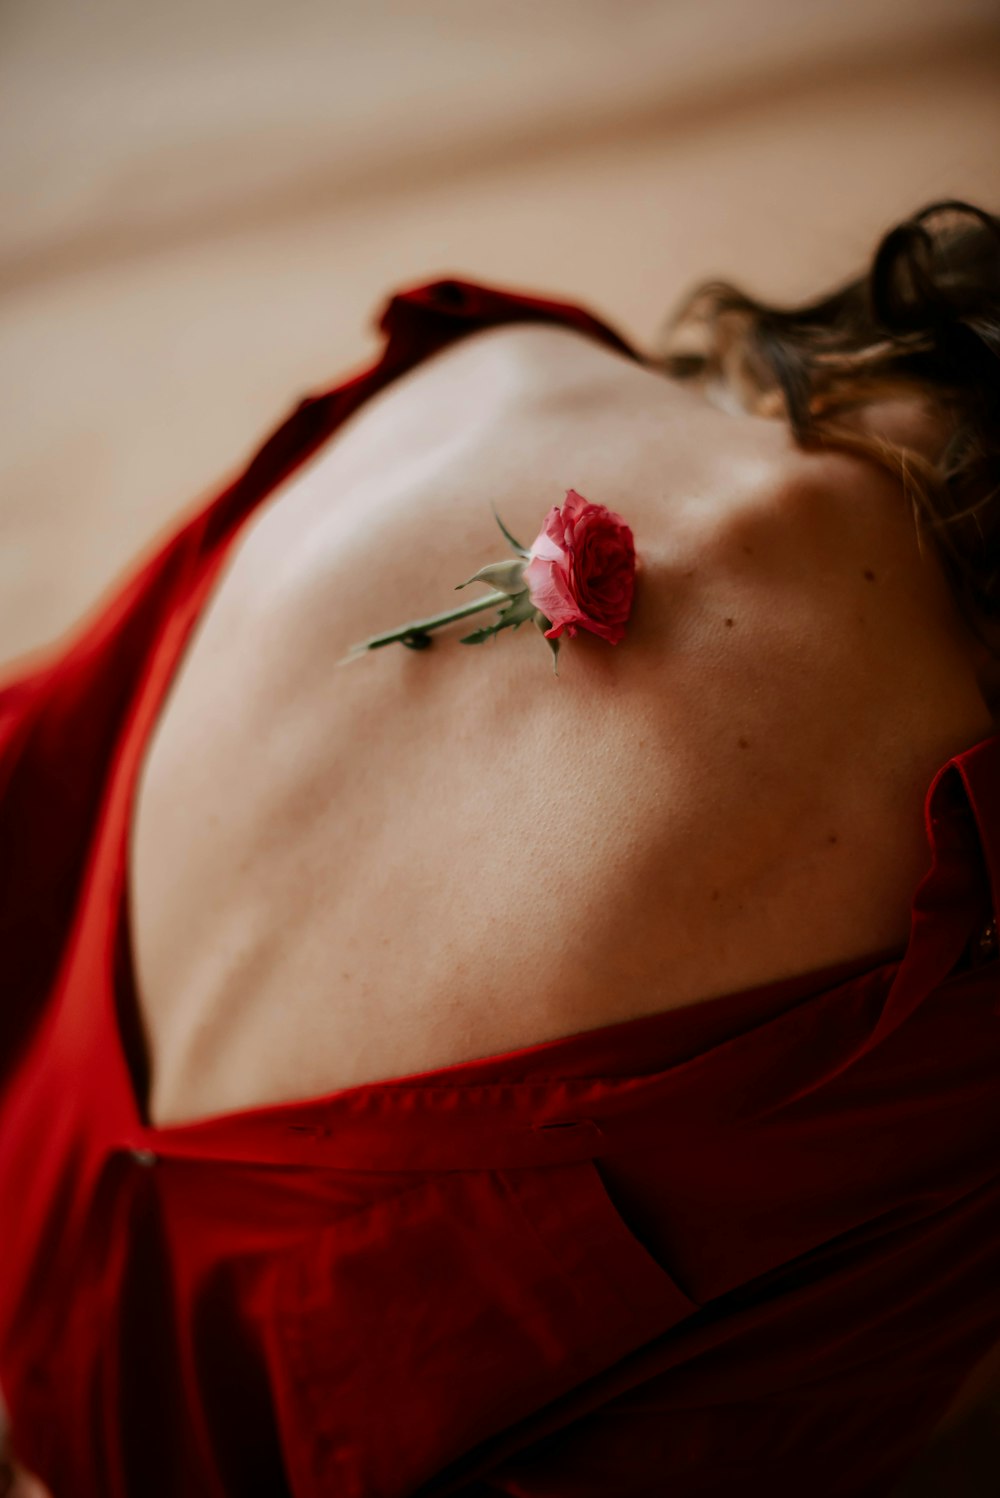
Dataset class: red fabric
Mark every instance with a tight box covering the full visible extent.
[1,278,999,1498]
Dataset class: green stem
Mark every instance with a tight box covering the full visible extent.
[339,588,514,661]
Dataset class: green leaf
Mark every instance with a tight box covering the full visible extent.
[459,608,520,645]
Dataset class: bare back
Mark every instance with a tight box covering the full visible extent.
[129,322,996,1126]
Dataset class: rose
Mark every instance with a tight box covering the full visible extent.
[339,487,637,672]
[523,489,636,644]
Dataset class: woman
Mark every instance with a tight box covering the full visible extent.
[1,199,998,1496]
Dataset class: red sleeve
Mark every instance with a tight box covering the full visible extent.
[0,525,197,1084]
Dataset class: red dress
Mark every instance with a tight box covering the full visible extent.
[1,279,999,1498]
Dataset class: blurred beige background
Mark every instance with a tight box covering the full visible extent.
[1,0,999,666]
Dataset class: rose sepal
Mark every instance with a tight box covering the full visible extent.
[491,503,530,558]
[535,613,560,675]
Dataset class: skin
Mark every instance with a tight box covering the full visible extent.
[127,321,997,1126]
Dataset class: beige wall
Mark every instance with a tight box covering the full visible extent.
[1,0,998,663]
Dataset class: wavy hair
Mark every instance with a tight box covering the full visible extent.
[653,199,1000,660]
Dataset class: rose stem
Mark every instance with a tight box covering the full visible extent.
[350,588,514,653]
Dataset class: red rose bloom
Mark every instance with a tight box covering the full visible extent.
[523,489,636,644]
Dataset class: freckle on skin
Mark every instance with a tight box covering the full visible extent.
[341,969,352,981]
[724,618,734,628]
[863,568,876,582]
[711,888,720,901]
[742,545,754,555]
[737,737,749,749]
[827,834,839,846]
